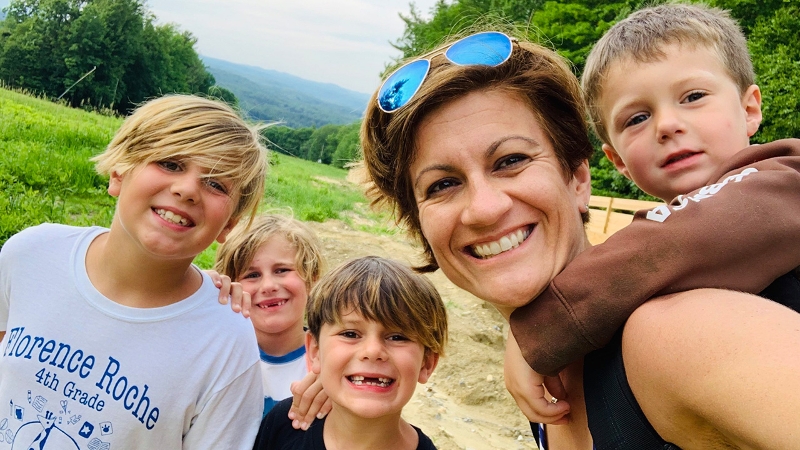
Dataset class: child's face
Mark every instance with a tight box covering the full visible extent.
[108,159,239,261]
[307,310,438,421]
[597,43,762,201]
[238,236,308,338]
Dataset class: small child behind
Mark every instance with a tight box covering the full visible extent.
[214,214,325,417]
[253,256,447,450]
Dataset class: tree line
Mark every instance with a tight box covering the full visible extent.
[0,0,236,114]
[263,122,360,169]
[2,0,795,199]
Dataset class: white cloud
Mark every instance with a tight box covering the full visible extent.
[147,0,441,93]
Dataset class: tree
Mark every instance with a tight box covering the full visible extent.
[745,4,800,142]
[0,0,217,113]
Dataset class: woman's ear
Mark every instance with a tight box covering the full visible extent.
[306,332,321,375]
[572,160,592,208]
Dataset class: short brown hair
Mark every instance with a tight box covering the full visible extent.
[361,35,593,271]
[582,2,755,144]
[93,94,268,222]
[306,256,448,356]
[214,213,325,289]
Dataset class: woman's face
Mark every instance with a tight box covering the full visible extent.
[409,89,591,316]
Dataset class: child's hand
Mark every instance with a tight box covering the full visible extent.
[504,332,570,424]
[288,372,331,430]
[204,270,252,318]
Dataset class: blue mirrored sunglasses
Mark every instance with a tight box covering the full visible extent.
[377,31,514,113]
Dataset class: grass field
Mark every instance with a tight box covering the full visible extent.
[0,88,395,267]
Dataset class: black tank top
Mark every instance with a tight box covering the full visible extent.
[582,271,800,449]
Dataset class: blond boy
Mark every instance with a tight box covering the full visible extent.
[253,256,446,450]
[215,214,325,417]
[0,95,267,448]
[508,0,800,386]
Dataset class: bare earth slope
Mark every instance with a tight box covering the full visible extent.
[306,220,539,450]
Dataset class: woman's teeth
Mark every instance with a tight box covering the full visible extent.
[155,209,189,226]
[472,228,530,258]
[349,375,393,387]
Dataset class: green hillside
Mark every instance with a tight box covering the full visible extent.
[0,88,392,257]
[203,57,368,128]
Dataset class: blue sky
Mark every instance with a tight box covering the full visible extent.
[0,1,440,94]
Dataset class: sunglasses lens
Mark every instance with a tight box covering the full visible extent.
[445,31,512,66]
[377,59,431,113]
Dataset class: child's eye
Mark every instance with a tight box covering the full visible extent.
[274,267,293,275]
[425,178,460,198]
[683,91,707,103]
[339,330,359,339]
[157,160,182,172]
[624,113,649,128]
[388,333,410,342]
[204,178,229,195]
[496,154,529,170]
[241,271,261,280]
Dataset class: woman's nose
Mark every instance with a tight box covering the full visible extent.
[460,178,512,227]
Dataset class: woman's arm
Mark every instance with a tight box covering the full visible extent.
[623,288,800,449]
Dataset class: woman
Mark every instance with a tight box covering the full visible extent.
[358,31,800,449]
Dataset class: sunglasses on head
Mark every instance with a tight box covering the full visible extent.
[376,31,514,113]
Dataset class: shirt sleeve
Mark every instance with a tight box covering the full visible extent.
[182,362,263,450]
[510,139,800,376]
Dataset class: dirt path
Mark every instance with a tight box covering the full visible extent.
[305,219,539,450]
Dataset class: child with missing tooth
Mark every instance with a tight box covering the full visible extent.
[0,95,267,448]
[214,214,325,417]
[253,256,446,450]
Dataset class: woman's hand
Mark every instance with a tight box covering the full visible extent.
[288,372,331,430]
[205,270,251,318]
[504,331,571,424]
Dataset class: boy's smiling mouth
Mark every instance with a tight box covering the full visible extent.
[470,226,532,259]
[256,299,287,309]
[154,208,192,226]
[348,375,394,388]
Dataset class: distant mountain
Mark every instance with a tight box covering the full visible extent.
[202,57,369,128]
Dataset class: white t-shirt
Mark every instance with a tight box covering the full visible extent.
[259,346,308,417]
[0,224,262,449]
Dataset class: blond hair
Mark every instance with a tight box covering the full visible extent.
[582,2,755,144]
[307,256,448,356]
[214,213,325,289]
[362,34,593,271]
[92,94,268,221]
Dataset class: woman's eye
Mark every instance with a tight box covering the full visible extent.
[158,160,182,171]
[684,91,706,103]
[624,113,649,128]
[425,178,460,197]
[496,154,528,169]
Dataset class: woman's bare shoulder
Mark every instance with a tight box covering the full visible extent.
[621,288,800,449]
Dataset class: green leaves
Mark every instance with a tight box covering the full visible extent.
[0,0,223,114]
